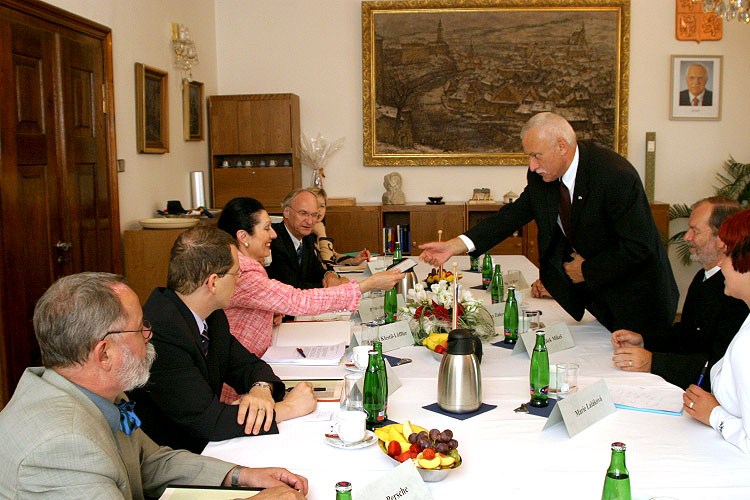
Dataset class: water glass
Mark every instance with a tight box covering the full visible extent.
[361,322,379,346]
[524,310,540,331]
[340,373,364,411]
[556,363,579,399]
[506,269,521,288]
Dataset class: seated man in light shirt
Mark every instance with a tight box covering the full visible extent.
[0,271,308,500]
[611,197,747,390]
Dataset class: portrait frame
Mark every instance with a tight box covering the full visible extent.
[183,80,204,141]
[669,55,722,121]
[135,63,169,153]
[362,0,630,166]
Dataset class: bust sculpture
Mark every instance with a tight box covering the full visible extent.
[382,172,406,205]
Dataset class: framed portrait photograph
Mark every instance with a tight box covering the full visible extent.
[670,55,722,121]
[183,80,204,141]
[135,63,169,153]
[362,0,630,166]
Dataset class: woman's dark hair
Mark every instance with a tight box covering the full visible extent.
[218,197,266,239]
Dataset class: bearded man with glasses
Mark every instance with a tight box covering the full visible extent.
[267,188,349,289]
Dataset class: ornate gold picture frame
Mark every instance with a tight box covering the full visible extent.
[362,0,630,166]
[135,63,169,154]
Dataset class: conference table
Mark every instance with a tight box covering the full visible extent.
[203,256,750,499]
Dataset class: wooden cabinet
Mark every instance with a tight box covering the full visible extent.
[325,204,381,255]
[208,94,301,212]
[383,203,465,255]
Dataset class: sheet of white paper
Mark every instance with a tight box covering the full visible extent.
[609,384,684,414]
[272,321,352,347]
[160,487,260,499]
[261,342,346,365]
[292,409,335,422]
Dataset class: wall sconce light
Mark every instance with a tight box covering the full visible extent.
[171,23,199,77]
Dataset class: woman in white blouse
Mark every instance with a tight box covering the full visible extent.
[684,208,750,453]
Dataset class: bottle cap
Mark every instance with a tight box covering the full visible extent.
[610,442,626,451]
[535,329,545,336]
[336,481,352,492]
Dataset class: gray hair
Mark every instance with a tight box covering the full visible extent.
[520,112,577,147]
[280,188,311,210]
[692,196,742,235]
[33,272,128,368]
[687,62,709,76]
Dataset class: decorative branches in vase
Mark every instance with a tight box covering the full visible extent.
[300,133,345,189]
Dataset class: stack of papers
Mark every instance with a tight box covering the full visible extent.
[609,384,684,416]
[261,342,346,365]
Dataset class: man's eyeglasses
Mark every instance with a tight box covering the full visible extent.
[218,269,243,278]
[287,205,320,220]
[104,320,153,341]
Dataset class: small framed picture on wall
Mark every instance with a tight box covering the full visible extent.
[670,55,722,120]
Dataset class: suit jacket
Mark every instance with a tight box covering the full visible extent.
[129,287,285,454]
[267,221,327,289]
[679,88,713,106]
[647,269,748,391]
[465,140,678,334]
[0,367,233,500]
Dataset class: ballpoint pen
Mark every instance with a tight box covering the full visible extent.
[697,360,709,387]
[296,348,306,358]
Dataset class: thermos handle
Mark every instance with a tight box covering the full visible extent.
[472,335,483,363]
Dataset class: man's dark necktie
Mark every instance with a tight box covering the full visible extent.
[558,180,573,238]
[116,400,141,436]
[199,323,209,356]
[296,245,303,265]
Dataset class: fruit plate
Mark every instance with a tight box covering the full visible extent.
[430,349,444,362]
[377,440,461,482]
[139,218,200,229]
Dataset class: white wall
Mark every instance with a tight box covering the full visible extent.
[44,0,219,231]
[214,0,750,309]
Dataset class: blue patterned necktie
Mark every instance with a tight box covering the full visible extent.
[296,245,303,265]
[116,400,141,435]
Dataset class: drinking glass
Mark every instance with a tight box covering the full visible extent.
[340,373,364,411]
[524,310,540,332]
[506,269,521,288]
[361,322,379,346]
[556,363,579,399]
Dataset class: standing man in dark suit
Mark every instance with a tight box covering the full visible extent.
[129,225,316,454]
[267,188,348,289]
[612,197,747,390]
[679,63,713,106]
[420,112,678,335]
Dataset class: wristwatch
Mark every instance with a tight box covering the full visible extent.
[231,465,244,487]
[251,381,273,392]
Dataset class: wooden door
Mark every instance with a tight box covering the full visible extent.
[0,0,120,403]
[407,204,465,255]
[237,98,292,154]
[208,98,238,154]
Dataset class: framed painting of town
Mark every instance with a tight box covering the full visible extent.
[362,0,630,166]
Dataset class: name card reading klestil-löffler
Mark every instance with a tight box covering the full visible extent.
[511,322,575,358]
[542,379,616,437]
[376,320,414,352]
[354,459,432,500]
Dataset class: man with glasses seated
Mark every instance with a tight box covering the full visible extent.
[267,188,349,289]
[128,225,316,454]
[0,271,309,499]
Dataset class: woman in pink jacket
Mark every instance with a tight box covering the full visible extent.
[217,197,402,402]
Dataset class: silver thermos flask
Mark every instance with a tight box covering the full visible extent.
[437,328,482,413]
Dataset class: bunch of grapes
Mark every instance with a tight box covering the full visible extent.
[408,428,458,455]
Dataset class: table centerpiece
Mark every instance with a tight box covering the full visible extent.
[397,280,495,345]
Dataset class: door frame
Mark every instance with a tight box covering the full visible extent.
[0,0,120,404]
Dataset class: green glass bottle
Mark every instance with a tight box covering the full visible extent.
[503,286,518,344]
[601,442,631,500]
[470,255,479,272]
[373,341,388,420]
[363,351,385,429]
[384,286,397,324]
[393,241,402,264]
[529,330,549,407]
[481,252,493,289]
[335,481,353,500]
[490,264,504,304]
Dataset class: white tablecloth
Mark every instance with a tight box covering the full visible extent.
[203,256,749,500]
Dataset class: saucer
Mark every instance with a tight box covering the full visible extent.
[324,430,377,449]
[426,201,445,205]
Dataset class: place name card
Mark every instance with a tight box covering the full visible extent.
[384,356,402,396]
[355,459,432,500]
[511,322,575,358]
[485,302,505,323]
[376,320,414,352]
[365,259,388,276]
[542,379,616,437]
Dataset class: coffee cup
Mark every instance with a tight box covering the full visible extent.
[244,160,253,167]
[269,159,278,166]
[221,160,229,168]
[333,410,366,444]
[352,345,372,370]
[258,159,267,167]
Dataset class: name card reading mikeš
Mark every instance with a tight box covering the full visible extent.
[542,379,616,437]
[377,320,414,352]
[365,259,388,276]
[355,459,432,500]
[511,322,575,358]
